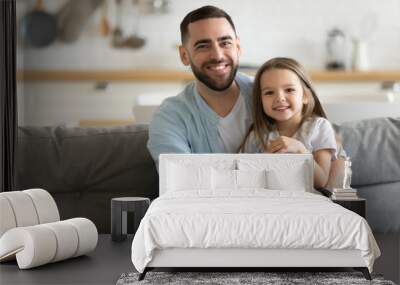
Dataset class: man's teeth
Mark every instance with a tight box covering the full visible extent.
[209,64,226,70]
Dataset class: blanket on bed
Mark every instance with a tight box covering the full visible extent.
[131,190,380,273]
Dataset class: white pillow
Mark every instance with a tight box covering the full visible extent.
[236,169,267,189]
[167,162,212,191]
[211,169,268,190]
[211,168,236,190]
[266,167,307,191]
[238,158,310,192]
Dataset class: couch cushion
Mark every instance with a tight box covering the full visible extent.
[16,124,158,198]
[334,117,400,187]
[358,182,400,233]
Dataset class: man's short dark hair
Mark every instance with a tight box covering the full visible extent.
[180,5,236,44]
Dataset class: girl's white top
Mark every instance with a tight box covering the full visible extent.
[243,116,338,159]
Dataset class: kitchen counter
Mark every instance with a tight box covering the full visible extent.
[17,69,400,82]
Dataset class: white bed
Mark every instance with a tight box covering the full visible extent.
[131,154,380,280]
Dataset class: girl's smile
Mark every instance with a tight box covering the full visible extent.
[273,105,290,111]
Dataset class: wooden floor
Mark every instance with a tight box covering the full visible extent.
[0,234,398,285]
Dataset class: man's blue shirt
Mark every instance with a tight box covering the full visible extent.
[147,72,254,168]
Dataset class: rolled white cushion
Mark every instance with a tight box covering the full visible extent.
[42,221,79,262]
[0,191,39,227]
[66,218,98,257]
[23,189,60,224]
[0,225,57,269]
[0,218,98,269]
[0,195,17,237]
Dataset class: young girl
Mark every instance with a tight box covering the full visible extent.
[240,57,337,188]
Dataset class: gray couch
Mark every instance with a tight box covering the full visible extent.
[16,118,400,233]
[333,117,400,233]
[16,125,158,233]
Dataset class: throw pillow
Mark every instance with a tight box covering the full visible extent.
[211,168,237,190]
[238,157,310,192]
[236,169,267,189]
[167,162,212,191]
[266,167,307,191]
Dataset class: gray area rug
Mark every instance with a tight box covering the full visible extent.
[116,271,396,285]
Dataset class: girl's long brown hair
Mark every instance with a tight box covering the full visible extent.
[239,57,327,152]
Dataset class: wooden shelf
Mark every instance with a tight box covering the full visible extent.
[309,70,400,82]
[16,69,400,82]
[17,69,194,82]
[78,119,135,127]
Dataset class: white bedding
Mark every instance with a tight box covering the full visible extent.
[131,190,380,273]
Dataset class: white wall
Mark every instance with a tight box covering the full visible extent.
[17,0,400,70]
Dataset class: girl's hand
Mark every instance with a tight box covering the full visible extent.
[266,136,308,154]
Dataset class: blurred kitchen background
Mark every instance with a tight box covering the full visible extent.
[16,0,400,127]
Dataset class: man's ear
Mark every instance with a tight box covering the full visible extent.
[179,45,190,66]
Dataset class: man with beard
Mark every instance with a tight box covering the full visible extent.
[147,5,253,168]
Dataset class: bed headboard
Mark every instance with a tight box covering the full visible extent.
[159,153,314,196]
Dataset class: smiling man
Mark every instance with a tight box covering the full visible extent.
[147,6,253,168]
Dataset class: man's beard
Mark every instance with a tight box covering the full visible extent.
[190,60,238,92]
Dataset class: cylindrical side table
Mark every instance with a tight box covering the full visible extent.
[111,197,150,242]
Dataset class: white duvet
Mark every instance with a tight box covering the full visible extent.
[131,190,380,273]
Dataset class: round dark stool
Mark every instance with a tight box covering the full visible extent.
[111,197,150,242]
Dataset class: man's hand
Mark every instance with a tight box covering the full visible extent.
[265,136,308,154]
